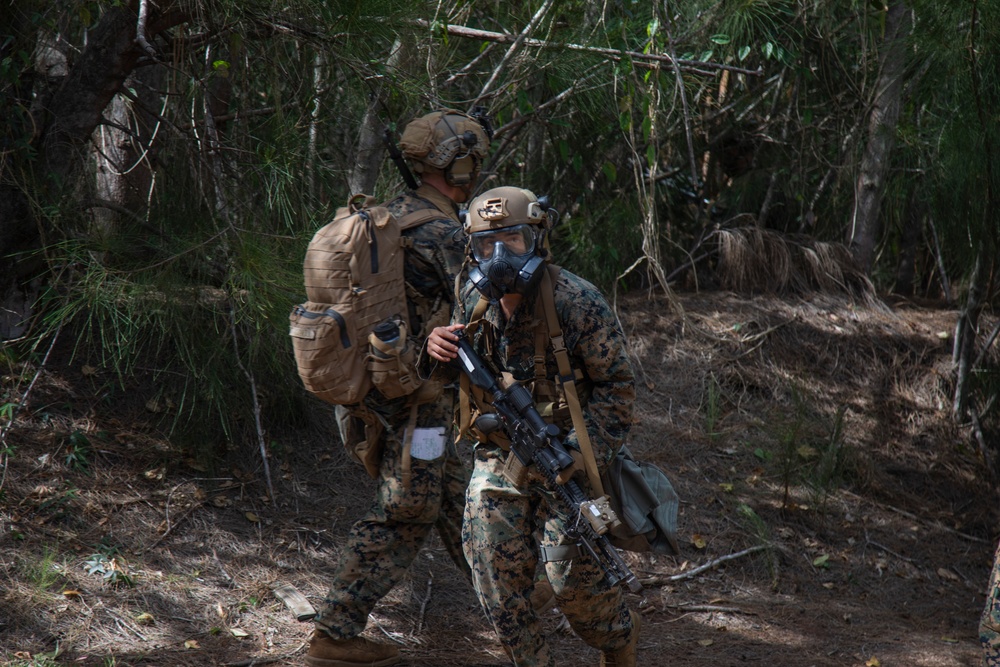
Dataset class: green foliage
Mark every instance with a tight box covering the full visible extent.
[21,547,63,592]
[84,552,135,587]
[754,385,854,510]
[5,655,62,667]
[736,502,770,545]
[62,429,92,471]
[735,503,778,583]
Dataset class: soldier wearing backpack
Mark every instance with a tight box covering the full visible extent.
[304,109,491,667]
[426,186,641,667]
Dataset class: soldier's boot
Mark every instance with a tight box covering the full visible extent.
[305,630,401,667]
[599,609,641,667]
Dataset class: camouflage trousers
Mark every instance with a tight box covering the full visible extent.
[982,539,1000,664]
[463,445,634,667]
[314,402,470,640]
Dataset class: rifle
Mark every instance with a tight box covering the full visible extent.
[382,127,419,191]
[453,330,642,594]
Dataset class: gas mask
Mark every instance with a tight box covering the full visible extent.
[467,223,546,300]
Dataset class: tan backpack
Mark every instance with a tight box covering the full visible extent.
[289,194,441,406]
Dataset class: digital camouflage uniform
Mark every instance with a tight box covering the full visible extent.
[982,539,1000,664]
[314,184,471,641]
[457,268,637,667]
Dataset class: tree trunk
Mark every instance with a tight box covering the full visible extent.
[349,38,407,196]
[892,187,923,296]
[845,1,911,274]
[953,247,988,419]
[40,6,142,194]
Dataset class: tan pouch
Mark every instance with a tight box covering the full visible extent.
[367,318,423,399]
[289,300,369,405]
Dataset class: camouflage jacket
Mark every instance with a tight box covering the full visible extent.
[457,267,636,466]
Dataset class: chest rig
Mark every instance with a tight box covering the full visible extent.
[458,265,607,498]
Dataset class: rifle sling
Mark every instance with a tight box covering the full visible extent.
[538,266,606,498]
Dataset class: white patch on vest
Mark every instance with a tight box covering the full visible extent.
[408,427,447,460]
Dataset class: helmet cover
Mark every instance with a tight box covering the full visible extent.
[399,109,490,181]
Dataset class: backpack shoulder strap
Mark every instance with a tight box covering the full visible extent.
[396,208,446,231]
[538,266,606,498]
[458,295,491,440]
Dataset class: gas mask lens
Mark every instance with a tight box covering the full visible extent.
[470,224,537,262]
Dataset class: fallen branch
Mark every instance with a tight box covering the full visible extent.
[230,305,275,500]
[661,603,755,616]
[842,489,989,544]
[415,573,433,635]
[640,545,769,586]
[413,19,762,77]
[739,316,797,344]
[471,0,555,106]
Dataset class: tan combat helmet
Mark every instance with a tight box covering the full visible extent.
[399,109,490,187]
[464,186,548,234]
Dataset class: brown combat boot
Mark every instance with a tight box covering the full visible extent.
[599,609,641,667]
[305,630,401,667]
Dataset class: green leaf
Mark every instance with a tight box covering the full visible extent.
[763,42,774,59]
[813,554,830,568]
[558,139,570,163]
[602,161,617,183]
[738,46,751,61]
[572,154,583,174]
[645,143,656,169]
[517,89,533,115]
[710,34,730,45]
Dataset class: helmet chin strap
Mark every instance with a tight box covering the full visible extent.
[445,155,479,187]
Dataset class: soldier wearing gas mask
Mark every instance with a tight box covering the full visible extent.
[307,110,490,667]
[427,187,641,667]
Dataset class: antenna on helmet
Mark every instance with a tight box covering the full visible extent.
[469,106,495,142]
[382,127,419,191]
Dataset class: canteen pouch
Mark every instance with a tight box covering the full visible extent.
[367,318,423,400]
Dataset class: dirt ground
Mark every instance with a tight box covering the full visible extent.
[0,289,996,666]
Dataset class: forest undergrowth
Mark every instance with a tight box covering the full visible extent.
[0,289,995,667]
